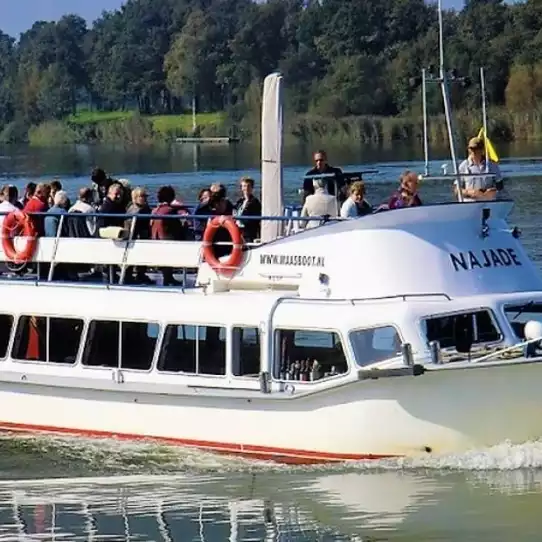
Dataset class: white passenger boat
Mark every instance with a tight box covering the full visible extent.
[0,15,542,462]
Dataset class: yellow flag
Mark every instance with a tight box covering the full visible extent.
[477,127,499,163]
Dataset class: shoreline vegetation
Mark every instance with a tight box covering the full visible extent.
[9,107,542,147]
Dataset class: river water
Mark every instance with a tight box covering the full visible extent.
[0,141,542,541]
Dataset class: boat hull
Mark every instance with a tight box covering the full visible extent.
[0,360,541,464]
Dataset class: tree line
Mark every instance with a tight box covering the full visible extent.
[0,0,540,139]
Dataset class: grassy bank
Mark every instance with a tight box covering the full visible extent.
[4,107,542,146]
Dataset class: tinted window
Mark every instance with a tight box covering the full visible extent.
[350,326,401,367]
[83,320,158,370]
[232,327,260,376]
[158,324,226,375]
[504,302,542,339]
[0,314,13,359]
[424,310,500,348]
[275,329,347,381]
[13,315,82,364]
[83,320,118,368]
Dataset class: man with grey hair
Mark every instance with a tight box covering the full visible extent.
[299,178,338,229]
[44,190,69,237]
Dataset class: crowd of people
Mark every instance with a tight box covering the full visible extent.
[298,137,503,228]
[0,135,502,283]
[0,168,262,284]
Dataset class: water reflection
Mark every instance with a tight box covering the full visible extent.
[0,467,541,541]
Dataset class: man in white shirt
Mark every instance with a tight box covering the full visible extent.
[457,137,503,202]
[300,179,338,229]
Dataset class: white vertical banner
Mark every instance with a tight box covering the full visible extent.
[260,72,284,243]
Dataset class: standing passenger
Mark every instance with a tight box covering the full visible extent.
[303,150,344,203]
[234,177,262,243]
[151,185,185,287]
[457,137,503,202]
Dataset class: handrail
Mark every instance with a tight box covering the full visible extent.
[469,335,542,364]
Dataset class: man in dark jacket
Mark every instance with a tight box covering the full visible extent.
[234,177,261,243]
[303,150,344,203]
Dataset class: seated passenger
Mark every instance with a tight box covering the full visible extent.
[68,187,96,237]
[456,136,503,202]
[303,150,344,203]
[23,183,51,236]
[300,178,338,229]
[44,190,69,237]
[95,183,126,234]
[387,171,422,209]
[234,176,261,243]
[0,185,21,228]
[340,181,372,218]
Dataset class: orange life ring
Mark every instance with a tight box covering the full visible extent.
[202,215,244,276]
[2,211,38,263]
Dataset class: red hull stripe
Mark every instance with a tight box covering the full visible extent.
[0,421,397,464]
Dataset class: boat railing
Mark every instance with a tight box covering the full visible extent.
[0,209,340,285]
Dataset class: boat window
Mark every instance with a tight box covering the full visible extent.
[274,329,348,381]
[12,315,83,364]
[158,324,226,375]
[349,326,402,367]
[422,309,501,348]
[0,314,13,359]
[232,327,260,377]
[504,302,542,339]
[82,320,158,370]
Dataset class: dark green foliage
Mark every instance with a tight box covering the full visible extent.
[0,0,541,142]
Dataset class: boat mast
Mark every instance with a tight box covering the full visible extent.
[480,66,489,173]
[437,0,463,202]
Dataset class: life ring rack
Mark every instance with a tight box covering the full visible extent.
[202,215,244,277]
[1,211,39,264]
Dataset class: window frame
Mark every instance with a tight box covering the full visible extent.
[348,323,404,368]
[156,321,228,378]
[11,314,85,366]
[231,325,261,379]
[81,318,160,373]
[417,306,503,349]
[0,312,15,361]
[272,325,351,382]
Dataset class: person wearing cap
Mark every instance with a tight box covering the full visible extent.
[457,137,503,202]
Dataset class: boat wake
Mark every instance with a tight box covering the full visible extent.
[0,433,542,479]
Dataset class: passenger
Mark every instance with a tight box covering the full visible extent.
[457,137,503,202]
[0,185,21,228]
[44,190,69,237]
[201,183,234,258]
[91,167,113,207]
[234,177,262,243]
[125,187,153,285]
[19,182,36,209]
[151,185,186,287]
[23,182,50,236]
[192,188,212,240]
[340,180,372,218]
[117,178,132,209]
[387,171,422,209]
[49,179,64,208]
[96,183,126,233]
[197,188,211,208]
[303,150,344,203]
[68,187,96,237]
[300,178,338,229]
